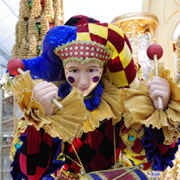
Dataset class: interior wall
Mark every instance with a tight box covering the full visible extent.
[142,0,180,78]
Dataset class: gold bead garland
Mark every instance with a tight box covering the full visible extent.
[11,0,64,59]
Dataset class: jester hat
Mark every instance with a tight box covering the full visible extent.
[22,15,139,88]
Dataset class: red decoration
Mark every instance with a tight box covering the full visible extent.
[41,0,45,9]
[147,44,163,60]
[49,23,54,29]
[7,58,25,75]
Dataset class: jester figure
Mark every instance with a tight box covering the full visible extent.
[9,15,180,180]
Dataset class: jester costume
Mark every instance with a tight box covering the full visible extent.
[10,16,180,180]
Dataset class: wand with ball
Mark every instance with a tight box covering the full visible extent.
[147,44,163,110]
[7,58,63,110]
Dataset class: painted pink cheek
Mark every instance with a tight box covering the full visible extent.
[68,76,75,83]
[92,76,99,83]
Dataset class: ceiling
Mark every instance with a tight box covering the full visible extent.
[0,0,143,79]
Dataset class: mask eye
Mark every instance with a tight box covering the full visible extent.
[70,69,79,73]
[88,69,97,73]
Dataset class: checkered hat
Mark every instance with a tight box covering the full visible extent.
[43,16,138,88]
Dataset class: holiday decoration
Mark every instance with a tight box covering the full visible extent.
[18,38,28,59]
[19,0,30,20]
[27,35,38,58]
[11,0,64,59]
[31,0,42,18]
[28,16,39,41]
[18,18,28,45]
[40,14,49,40]
[44,0,54,23]
[54,0,64,26]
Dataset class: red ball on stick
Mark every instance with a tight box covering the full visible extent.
[7,58,25,76]
[7,58,63,110]
[147,44,164,110]
[147,44,163,60]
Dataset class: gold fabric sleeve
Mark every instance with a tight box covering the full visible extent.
[120,65,180,145]
[12,71,126,138]
[12,71,87,143]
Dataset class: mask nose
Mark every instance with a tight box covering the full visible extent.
[79,72,89,87]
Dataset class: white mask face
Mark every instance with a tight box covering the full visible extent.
[64,62,103,96]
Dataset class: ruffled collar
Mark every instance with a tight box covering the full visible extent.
[83,77,123,132]
[58,77,123,133]
[58,81,103,111]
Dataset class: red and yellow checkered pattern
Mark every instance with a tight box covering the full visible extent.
[76,23,139,88]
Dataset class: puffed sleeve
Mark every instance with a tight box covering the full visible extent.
[118,65,180,171]
[12,70,87,144]
[120,65,180,145]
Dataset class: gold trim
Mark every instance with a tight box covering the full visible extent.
[111,12,158,38]
[111,12,158,25]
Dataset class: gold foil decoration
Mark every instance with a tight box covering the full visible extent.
[31,0,42,18]
[28,16,39,41]
[27,35,38,58]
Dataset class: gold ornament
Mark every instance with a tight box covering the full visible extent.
[31,0,42,18]
[54,0,64,26]
[44,0,54,23]
[28,16,39,41]
[18,38,28,59]
[18,18,28,44]
[40,14,49,40]
[27,35,38,58]
[19,0,30,20]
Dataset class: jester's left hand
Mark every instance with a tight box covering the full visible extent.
[146,76,170,110]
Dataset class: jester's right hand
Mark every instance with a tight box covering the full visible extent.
[33,81,59,116]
